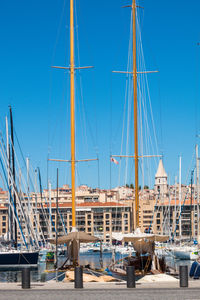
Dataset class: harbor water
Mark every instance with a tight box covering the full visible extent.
[0,252,194,282]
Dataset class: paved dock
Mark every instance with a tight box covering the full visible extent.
[0,281,200,300]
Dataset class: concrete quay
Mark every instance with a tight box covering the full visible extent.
[0,281,200,300]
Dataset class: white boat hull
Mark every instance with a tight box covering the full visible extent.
[172,250,199,260]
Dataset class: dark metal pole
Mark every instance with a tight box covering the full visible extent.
[190,171,194,241]
[55,168,59,281]
[126,265,135,288]
[179,265,188,287]
[38,167,43,206]
[74,266,83,288]
[21,267,30,289]
[99,239,103,269]
[9,106,17,249]
[8,145,13,242]
[109,155,112,190]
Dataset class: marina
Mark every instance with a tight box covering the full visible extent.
[0,252,193,283]
[0,0,200,298]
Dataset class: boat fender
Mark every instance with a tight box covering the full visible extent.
[189,261,199,277]
[104,267,113,276]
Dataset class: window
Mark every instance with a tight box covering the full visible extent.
[106,214,110,219]
[88,221,91,226]
[2,216,6,221]
[112,226,116,231]
[112,213,121,219]
[143,221,150,224]
[106,221,110,225]
[87,214,91,219]
[106,227,110,232]
[157,219,160,224]
[2,222,6,227]
[88,227,91,232]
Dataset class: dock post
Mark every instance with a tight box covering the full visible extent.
[21,267,31,289]
[126,266,135,288]
[179,265,188,287]
[40,272,46,282]
[74,266,83,288]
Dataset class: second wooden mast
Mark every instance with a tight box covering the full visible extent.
[132,0,139,229]
[70,0,76,231]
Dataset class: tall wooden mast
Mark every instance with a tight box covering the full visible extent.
[132,0,139,229]
[70,0,76,231]
[50,1,94,232]
[112,1,159,231]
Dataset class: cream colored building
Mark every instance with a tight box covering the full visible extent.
[0,158,198,244]
[36,201,131,243]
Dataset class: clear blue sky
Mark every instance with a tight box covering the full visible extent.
[0,0,200,190]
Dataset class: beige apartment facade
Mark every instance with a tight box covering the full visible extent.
[0,158,198,244]
[36,202,131,243]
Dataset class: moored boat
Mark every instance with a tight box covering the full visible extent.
[170,246,199,260]
[0,250,39,268]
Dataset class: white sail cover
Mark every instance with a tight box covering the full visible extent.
[113,229,168,254]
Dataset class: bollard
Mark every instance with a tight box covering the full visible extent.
[126,266,135,288]
[74,266,83,288]
[179,265,188,288]
[40,272,46,282]
[21,267,31,289]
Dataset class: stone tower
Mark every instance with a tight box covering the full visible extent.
[154,159,168,196]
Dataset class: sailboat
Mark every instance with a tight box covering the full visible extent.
[169,155,200,260]
[109,0,169,277]
[0,107,39,268]
[49,0,99,267]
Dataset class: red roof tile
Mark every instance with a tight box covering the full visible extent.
[42,201,128,208]
[161,198,195,206]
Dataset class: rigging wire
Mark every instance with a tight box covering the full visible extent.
[136,8,160,187]
[117,13,133,188]
[195,44,200,138]
[109,72,113,190]
[48,0,71,189]
[48,0,68,149]
[74,0,99,188]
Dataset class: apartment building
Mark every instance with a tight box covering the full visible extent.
[32,201,131,243]
[0,158,198,244]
